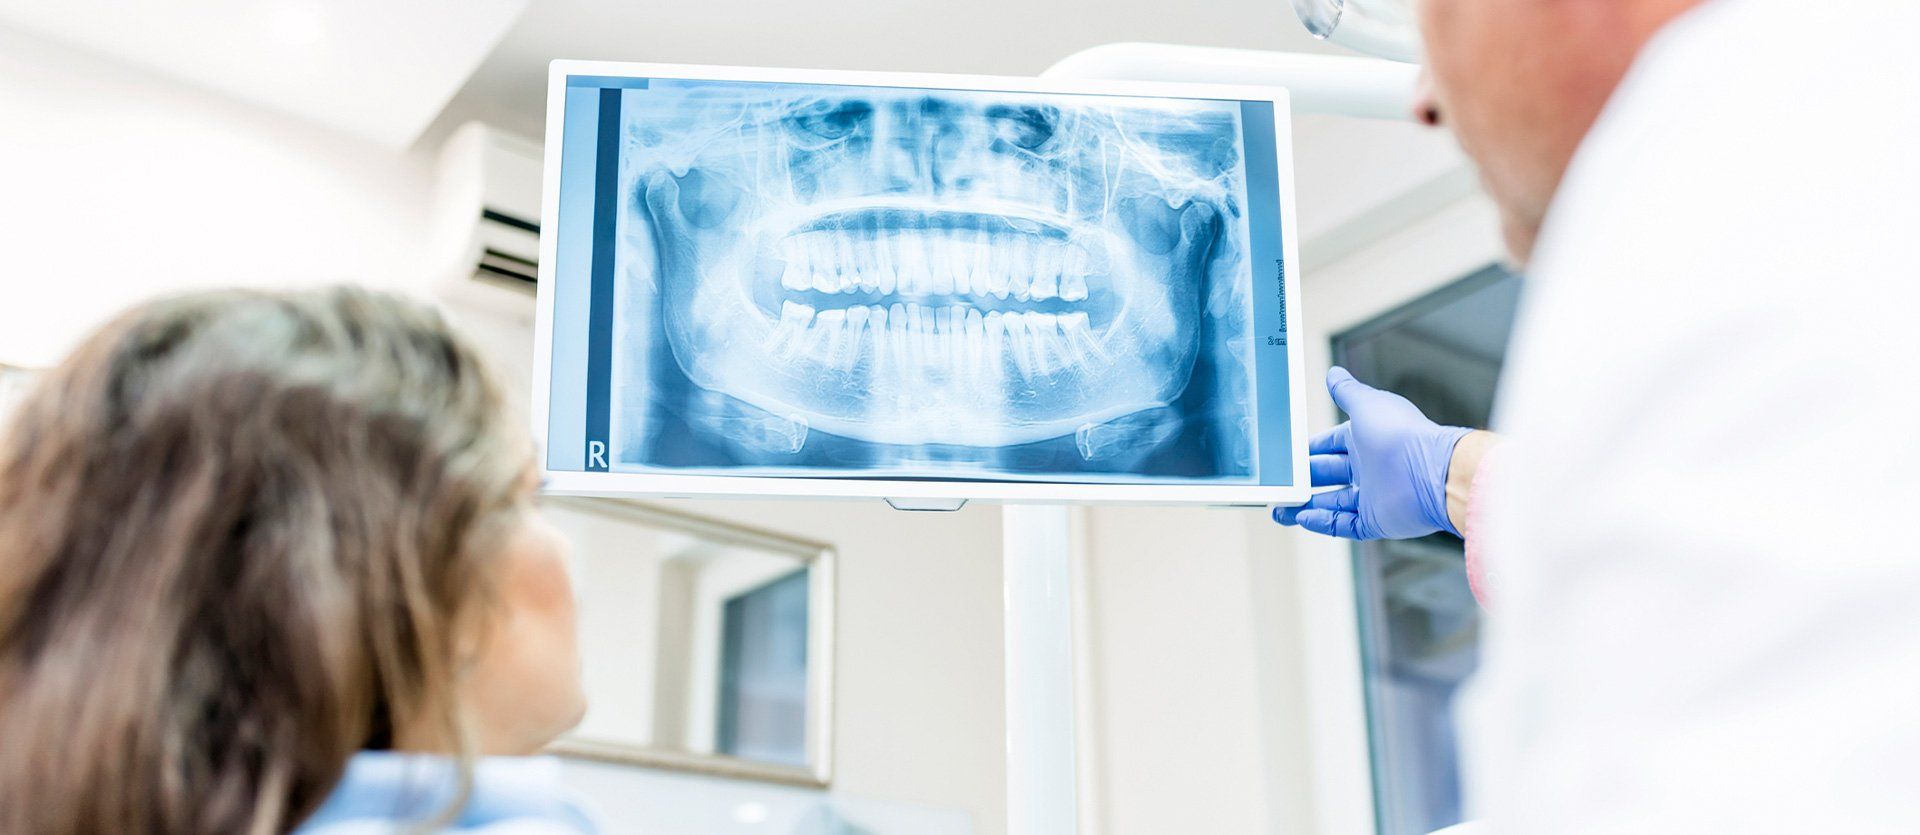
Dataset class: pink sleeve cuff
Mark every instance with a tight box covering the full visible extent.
[1462,445,1501,609]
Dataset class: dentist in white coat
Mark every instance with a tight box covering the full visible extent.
[1275,0,1920,831]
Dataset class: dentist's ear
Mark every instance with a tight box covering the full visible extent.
[1412,69,1444,127]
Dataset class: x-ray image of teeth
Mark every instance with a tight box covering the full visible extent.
[610,79,1259,482]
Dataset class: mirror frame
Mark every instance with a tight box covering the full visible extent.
[541,497,837,788]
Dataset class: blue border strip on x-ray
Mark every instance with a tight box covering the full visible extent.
[581,88,623,472]
[545,86,602,471]
[567,76,651,90]
[1240,101,1294,487]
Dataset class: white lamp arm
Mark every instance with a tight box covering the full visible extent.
[1041,42,1420,121]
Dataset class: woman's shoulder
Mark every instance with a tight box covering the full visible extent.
[297,752,598,834]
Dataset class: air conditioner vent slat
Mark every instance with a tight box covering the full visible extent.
[482,246,537,270]
[482,208,540,234]
[476,247,537,288]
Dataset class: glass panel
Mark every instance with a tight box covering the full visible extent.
[1331,266,1521,835]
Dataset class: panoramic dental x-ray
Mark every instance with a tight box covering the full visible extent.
[611,79,1258,483]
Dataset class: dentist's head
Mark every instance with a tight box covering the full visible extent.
[1411,0,1705,263]
[0,287,584,834]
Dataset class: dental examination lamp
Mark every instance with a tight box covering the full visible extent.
[1290,0,1424,63]
[1003,19,1422,835]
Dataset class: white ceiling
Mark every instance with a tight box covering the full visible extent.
[430,0,1349,141]
[0,0,527,148]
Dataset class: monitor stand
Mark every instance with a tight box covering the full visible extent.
[1000,504,1080,835]
[882,499,1082,835]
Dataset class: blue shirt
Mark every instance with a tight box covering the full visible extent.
[297,752,598,834]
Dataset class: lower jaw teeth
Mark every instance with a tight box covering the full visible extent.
[764,301,1106,380]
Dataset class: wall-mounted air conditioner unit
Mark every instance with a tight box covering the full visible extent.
[428,121,543,320]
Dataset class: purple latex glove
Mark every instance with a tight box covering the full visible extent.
[1273,367,1473,540]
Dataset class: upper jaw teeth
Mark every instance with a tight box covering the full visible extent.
[776,230,1092,303]
[765,300,1107,380]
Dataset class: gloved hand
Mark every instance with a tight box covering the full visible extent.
[1273,367,1473,540]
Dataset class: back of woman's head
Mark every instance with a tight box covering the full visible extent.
[0,287,531,834]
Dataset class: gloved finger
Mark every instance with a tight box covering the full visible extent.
[1325,367,1379,415]
[1309,454,1352,486]
[1293,508,1365,540]
[1302,487,1359,513]
[1273,487,1359,525]
[1308,422,1352,455]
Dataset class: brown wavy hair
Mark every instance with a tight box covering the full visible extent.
[0,287,531,833]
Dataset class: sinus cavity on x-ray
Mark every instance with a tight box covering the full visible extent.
[545,71,1298,487]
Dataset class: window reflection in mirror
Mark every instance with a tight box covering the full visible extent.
[540,498,833,787]
[718,568,810,765]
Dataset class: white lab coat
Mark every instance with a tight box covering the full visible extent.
[1456,0,1920,831]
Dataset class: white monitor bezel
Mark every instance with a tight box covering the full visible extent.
[532,60,1310,506]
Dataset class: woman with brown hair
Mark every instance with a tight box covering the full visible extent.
[0,287,591,833]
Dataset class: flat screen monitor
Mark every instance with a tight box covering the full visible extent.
[534,62,1308,505]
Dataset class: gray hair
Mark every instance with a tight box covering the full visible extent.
[0,286,530,834]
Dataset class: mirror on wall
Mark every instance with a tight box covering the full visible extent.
[541,497,835,787]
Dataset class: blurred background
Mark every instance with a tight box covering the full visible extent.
[0,2,1517,832]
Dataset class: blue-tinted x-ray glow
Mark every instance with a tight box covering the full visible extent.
[609,80,1259,482]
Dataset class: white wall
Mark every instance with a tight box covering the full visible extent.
[0,25,436,368]
[1075,505,1317,835]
